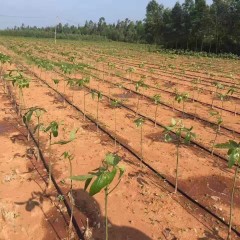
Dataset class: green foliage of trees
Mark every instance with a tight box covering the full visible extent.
[1,0,240,55]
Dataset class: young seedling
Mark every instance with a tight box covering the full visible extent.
[135,79,148,116]
[91,90,103,131]
[134,117,145,161]
[110,99,121,148]
[211,82,225,108]
[0,53,11,93]
[62,151,75,237]
[164,118,196,193]
[191,78,201,102]
[217,93,227,117]
[193,87,204,120]
[43,121,59,188]
[126,67,135,87]
[152,94,161,127]
[175,92,189,115]
[215,141,240,240]
[209,110,223,155]
[8,71,30,114]
[226,86,237,116]
[60,64,73,106]
[71,153,125,240]
[67,78,77,102]
[52,78,60,91]
[76,76,90,120]
[23,106,46,142]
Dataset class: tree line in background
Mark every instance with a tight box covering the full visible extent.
[1,0,240,55]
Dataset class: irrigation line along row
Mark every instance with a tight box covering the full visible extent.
[87,51,240,95]
[18,61,239,166]
[74,67,240,149]
[42,65,238,167]
[89,64,240,116]
[98,52,240,91]
[22,64,240,238]
[3,82,85,240]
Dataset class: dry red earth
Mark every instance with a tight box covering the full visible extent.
[0,37,240,240]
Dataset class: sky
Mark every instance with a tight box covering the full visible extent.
[0,0,212,29]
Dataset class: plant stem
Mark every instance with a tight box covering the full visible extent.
[211,128,219,155]
[104,187,109,240]
[175,135,181,193]
[136,95,140,116]
[140,125,143,161]
[154,104,158,127]
[227,166,239,240]
[97,98,99,131]
[114,108,117,148]
[48,133,52,188]
[83,88,86,121]
[68,157,73,237]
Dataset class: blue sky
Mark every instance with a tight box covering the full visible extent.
[0,0,212,29]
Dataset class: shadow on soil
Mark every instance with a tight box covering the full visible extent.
[72,189,152,240]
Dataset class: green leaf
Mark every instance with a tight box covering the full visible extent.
[171,118,176,126]
[89,167,117,196]
[70,174,95,181]
[84,178,93,191]
[118,166,125,179]
[215,141,237,149]
[105,153,121,166]
[164,133,172,142]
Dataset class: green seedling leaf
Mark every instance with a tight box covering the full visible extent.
[70,174,95,181]
[89,167,117,196]
[105,153,121,166]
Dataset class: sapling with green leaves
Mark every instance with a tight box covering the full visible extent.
[191,78,201,102]
[175,92,189,115]
[217,93,227,117]
[135,79,148,116]
[76,76,90,120]
[71,153,125,240]
[23,106,47,143]
[91,90,103,131]
[60,64,73,106]
[211,82,225,108]
[226,86,237,116]
[152,94,161,127]
[215,141,240,240]
[8,71,30,114]
[209,110,223,155]
[110,99,121,148]
[43,121,59,187]
[44,123,78,188]
[52,78,60,90]
[62,151,75,237]
[134,117,145,161]
[0,53,11,93]
[126,67,135,87]
[164,119,196,193]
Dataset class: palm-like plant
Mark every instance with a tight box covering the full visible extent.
[215,141,240,240]
[71,153,125,240]
[164,118,196,193]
